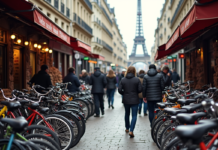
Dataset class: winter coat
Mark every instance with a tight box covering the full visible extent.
[160,71,172,88]
[29,70,52,92]
[89,70,107,94]
[118,73,142,105]
[171,72,180,83]
[106,75,117,89]
[63,73,81,92]
[138,74,145,99]
[142,68,164,101]
[119,73,125,83]
[79,73,90,84]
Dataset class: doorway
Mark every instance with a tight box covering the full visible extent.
[13,49,23,90]
[30,51,36,78]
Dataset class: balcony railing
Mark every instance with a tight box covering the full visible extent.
[45,0,51,3]
[102,40,113,52]
[101,6,112,25]
[84,0,92,10]
[66,7,70,18]
[102,23,113,38]
[54,0,59,9]
[93,37,102,45]
[73,13,92,35]
[61,2,65,14]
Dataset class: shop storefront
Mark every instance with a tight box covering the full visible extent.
[155,0,218,88]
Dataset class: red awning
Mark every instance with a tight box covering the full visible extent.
[155,0,218,60]
[92,54,105,61]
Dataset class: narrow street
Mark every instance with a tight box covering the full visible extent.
[73,91,158,150]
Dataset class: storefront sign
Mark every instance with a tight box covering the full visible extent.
[167,56,172,59]
[172,55,177,58]
[78,41,91,52]
[84,57,89,60]
[180,7,195,35]
[88,60,97,64]
[166,27,179,50]
[34,10,70,44]
[110,64,115,66]
[78,60,82,65]
[98,61,102,64]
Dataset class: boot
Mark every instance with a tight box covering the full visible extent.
[94,115,100,117]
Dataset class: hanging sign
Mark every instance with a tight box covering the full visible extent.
[74,53,80,59]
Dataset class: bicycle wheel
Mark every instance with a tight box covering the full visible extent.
[151,117,164,142]
[86,100,93,117]
[160,123,176,146]
[30,139,58,150]
[0,139,25,150]
[35,114,74,150]
[164,137,187,150]
[25,134,61,150]
[151,111,164,127]
[21,125,60,147]
[73,100,90,120]
[155,119,171,148]
[56,112,82,147]
[160,131,177,150]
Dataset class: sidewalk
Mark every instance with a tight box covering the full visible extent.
[73,91,158,150]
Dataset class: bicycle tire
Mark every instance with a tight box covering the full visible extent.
[151,111,164,127]
[151,117,164,142]
[30,139,58,150]
[0,139,25,150]
[79,118,86,137]
[34,114,74,150]
[159,122,175,146]
[155,119,171,148]
[86,100,93,117]
[56,112,82,147]
[72,100,90,120]
[160,131,177,150]
[21,125,60,147]
[25,134,61,150]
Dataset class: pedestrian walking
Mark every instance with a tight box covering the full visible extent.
[119,69,126,83]
[142,64,164,127]
[157,68,161,73]
[137,70,147,116]
[171,68,180,83]
[90,67,107,117]
[118,66,142,137]
[106,70,117,109]
[29,65,52,92]
[160,66,172,88]
[79,69,90,84]
[63,67,81,92]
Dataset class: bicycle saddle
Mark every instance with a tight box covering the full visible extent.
[19,100,29,105]
[38,107,49,113]
[0,101,21,111]
[157,103,166,109]
[1,116,28,132]
[176,112,207,124]
[28,102,39,109]
[164,108,187,115]
[177,99,197,105]
[181,103,202,113]
[171,116,177,121]
[167,96,178,103]
[175,121,217,144]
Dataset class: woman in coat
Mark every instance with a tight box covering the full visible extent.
[118,66,142,137]
[106,70,117,109]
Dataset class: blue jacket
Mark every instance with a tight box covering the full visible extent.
[63,73,81,92]
[171,72,180,83]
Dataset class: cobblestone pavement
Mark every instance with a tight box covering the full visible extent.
[73,91,159,150]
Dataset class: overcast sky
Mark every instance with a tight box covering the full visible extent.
[108,0,165,58]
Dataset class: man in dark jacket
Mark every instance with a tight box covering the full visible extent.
[119,69,126,83]
[171,68,180,83]
[90,67,107,117]
[63,67,80,92]
[142,64,164,126]
[79,69,90,84]
[160,66,171,88]
[29,65,52,92]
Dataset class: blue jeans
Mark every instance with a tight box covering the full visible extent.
[147,101,161,126]
[138,98,148,114]
[124,104,138,132]
[107,89,115,106]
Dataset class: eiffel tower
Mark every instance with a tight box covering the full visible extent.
[128,0,150,66]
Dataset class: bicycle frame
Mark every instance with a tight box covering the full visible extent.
[26,107,54,131]
[0,106,7,118]
[198,131,218,150]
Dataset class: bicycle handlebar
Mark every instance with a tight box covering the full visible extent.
[0,89,16,101]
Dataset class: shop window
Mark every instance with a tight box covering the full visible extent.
[13,49,23,90]
[30,52,36,78]
[55,18,58,24]
[47,13,51,18]
[0,46,6,88]
[0,30,5,43]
